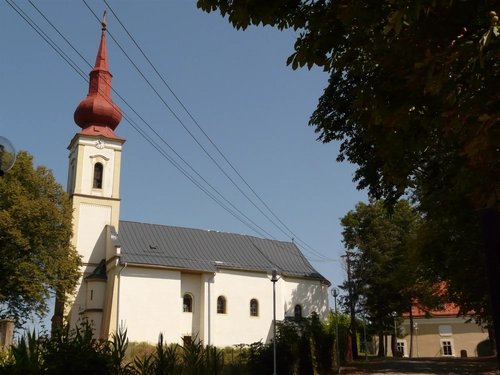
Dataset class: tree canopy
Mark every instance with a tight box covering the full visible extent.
[340,199,426,356]
[0,151,81,326]
[197,0,500,210]
[197,0,500,359]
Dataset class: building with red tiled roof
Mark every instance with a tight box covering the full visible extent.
[397,303,490,358]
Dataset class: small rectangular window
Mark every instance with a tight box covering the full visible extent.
[396,341,405,356]
[250,299,258,317]
[183,294,193,313]
[93,163,103,189]
[441,340,453,356]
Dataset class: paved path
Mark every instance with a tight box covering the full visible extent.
[339,357,499,374]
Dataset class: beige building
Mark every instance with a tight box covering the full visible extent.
[399,304,490,358]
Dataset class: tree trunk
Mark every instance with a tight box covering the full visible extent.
[409,305,414,358]
[377,319,385,356]
[480,208,500,371]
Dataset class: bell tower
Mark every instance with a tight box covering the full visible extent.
[61,13,125,335]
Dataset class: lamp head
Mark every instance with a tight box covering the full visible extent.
[0,136,15,176]
[391,311,397,317]
[267,267,281,282]
[331,288,339,298]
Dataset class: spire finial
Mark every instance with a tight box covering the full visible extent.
[102,10,107,29]
[73,15,122,131]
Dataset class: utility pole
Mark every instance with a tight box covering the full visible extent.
[342,251,358,360]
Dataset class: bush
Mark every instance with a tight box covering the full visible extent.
[0,314,339,375]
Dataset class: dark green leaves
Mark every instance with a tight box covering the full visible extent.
[0,151,81,326]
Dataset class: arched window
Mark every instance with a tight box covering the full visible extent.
[183,294,193,313]
[217,296,226,314]
[294,304,302,318]
[93,162,103,189]
[250,299,258,317]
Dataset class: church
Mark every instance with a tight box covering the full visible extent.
[55,19,330,347]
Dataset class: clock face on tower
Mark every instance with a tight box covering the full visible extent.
[95,138,105,149]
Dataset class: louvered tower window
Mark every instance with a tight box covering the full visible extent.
[93,162,103,189]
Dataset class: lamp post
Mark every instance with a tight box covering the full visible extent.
[391,311,397,357]
[331,288,341,374]
[363,315,368,360]
[268,268,281,375]
[413,322,419,358]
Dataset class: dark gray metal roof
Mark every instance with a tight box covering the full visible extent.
[116,221,329,283]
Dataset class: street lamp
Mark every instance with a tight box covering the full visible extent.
[331,288,341,374]
[268,268,281,375]
[363,315,368,360]
[413,322,419,358]
[0,136,16,176]
[391,311,397,357]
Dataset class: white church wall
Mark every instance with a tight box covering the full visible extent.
[199,273,215,345]
[86,280,106,310]
[67,274,86,328]
[83,310,103,338]
[76,203,111,264]
[209,269,279,348]
[118,266,182,344]
[67,264,98,330]
[283,277,329,320]
[180,273,202,340]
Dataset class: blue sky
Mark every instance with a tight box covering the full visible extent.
[1,0,368,325]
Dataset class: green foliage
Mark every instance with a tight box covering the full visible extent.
[130,334,226,375]
[275,0,500,212]
[0,151,81,326]
[196,0,496,330]
[0,320,132,375]
[413,164,491,324]
[0,320,342,375]
[43,320,111,374]
[273,312,335,374]
[340,199,426,355]
[0,330,43,374]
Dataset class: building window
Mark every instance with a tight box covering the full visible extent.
[441,340,454,356]
[93,163,103,189]
[183,294,193,313]
[294,304,302,318]
[217,296,226,314]
[250,299,258,317]
[396,341,405,356]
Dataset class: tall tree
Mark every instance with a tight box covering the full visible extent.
[340,199,422,356]
[0,151,81,326]
[197,0,500,359]
[413,159,491,324]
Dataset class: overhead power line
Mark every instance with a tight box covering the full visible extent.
[8,0,335,263]
[99,0,334,262]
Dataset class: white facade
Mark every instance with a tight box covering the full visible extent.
[115,266,329,346]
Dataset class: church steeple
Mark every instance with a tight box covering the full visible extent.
[74,12,122,136]
[63,13,126,340]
